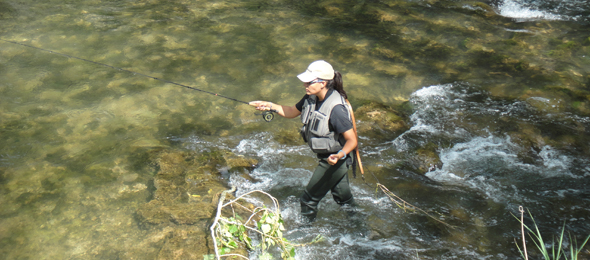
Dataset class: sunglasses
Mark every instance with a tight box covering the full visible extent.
[305,79,324,85]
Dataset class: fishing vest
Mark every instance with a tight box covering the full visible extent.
[300,91,351,154]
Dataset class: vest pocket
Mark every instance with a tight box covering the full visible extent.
[309,111,329,136]
[300,99,314,124]
[309,136,331,153]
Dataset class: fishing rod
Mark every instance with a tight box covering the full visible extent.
[0,39,277,122]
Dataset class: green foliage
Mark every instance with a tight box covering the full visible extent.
[514,208,590,260]
[208,190,314,260]
[203,254,216,260]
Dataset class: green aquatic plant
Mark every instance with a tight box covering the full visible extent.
[514,207,590,260]
[207,188,322,260]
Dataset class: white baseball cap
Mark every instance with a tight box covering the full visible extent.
[297,60,335,82]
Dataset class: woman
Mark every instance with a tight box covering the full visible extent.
[249,60,358,221]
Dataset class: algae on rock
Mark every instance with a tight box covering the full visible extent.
[354,101,410,140]
[135,148,259,258]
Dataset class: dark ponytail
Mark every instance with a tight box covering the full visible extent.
[327,71,347,99]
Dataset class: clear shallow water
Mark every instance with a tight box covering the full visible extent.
[1,0,590,259]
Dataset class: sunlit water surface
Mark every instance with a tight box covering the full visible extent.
[1,0,589,259]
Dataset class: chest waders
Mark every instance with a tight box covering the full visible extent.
[299,91,355,222]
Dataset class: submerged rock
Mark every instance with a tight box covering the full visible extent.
[354,101,410,140]
[156,225,217,260]
[0,2,15,20]
[414,142,443,173]
[134,148,258,257]
[353,101,446,174]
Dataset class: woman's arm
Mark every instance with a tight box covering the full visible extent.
[249,101,301,118]
[327,128,358,165]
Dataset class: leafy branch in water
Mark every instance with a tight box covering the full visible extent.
[513,206,590,260]
[206,188,322,260]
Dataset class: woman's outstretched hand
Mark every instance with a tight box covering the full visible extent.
[249,101,273,111]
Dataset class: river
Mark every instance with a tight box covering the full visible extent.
[1,0,589,259]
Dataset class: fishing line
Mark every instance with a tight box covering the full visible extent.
[1,39,277,122]
[4,39,449,226]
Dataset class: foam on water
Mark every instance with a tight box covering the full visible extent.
[295,234,406,260]
[425,135,576,203]
[223,132,427,259]
[230,132,314,196]
[199,83,590,259]
[498,0,564,21]
[399,83,584,204]
[496,0,590,22]
[234,132,312,158]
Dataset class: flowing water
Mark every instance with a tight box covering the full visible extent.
[1,0,589,259]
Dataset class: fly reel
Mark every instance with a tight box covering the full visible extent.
[256,109,277,122]
[262,111,274,122]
